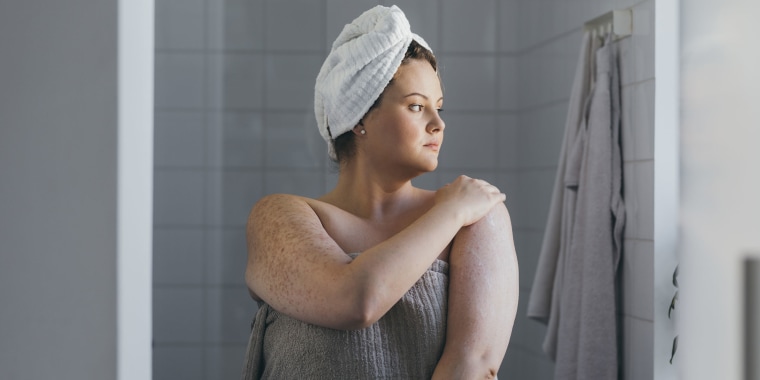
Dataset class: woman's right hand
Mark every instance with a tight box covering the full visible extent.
[434,175,506,227]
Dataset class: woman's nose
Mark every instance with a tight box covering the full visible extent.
[428,111,445,133]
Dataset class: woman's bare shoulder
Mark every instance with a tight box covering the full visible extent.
[246,194,351,278]
[248,194,297,229]
[248,193,358,240]
[251,193,309,213]
[248,193,333,229]
[250,193,338,215]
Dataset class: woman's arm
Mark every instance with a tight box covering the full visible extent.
[432,203,519,379]
[245,176,505,330]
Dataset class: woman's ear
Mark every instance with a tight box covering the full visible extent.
[352,123,366,136]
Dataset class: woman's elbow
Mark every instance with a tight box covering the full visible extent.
[326,307,379,330]
[334,280,392,330]
[343,293,386,330]
[342,312,377,330]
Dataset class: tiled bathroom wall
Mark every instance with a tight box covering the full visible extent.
[153,0,655,379]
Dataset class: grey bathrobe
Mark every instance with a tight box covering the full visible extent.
[527,32,626,380]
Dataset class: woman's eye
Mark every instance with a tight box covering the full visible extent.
[409,104,423,112]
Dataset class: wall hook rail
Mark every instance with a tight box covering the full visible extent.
[584,9,633,40]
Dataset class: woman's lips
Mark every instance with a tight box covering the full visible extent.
[424,142,440,151]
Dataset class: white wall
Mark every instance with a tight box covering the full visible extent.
[680,0,760,379]
[118,1,155,379]
[654,0,679,378]
[0,1,153,379]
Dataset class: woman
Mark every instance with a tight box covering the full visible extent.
[243,5,518,379]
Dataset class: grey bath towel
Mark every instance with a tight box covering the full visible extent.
[241,256,448,380]
[527,32,626,380]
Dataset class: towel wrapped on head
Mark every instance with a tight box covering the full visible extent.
[314,5,432,160]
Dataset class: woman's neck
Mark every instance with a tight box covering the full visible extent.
[320,160,424,221]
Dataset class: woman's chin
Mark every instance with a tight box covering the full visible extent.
[419,160,439,173]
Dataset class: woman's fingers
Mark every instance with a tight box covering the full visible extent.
[435,176,507,226]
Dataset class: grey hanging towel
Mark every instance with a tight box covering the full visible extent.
[527,31,626,380]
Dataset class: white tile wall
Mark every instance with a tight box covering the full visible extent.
[205,345,249,379]
[566,0,603,36]
[205,287,258,344]
[619,0,656,85]
[205,169,263,227]
[153,288,204,343]
[153,346,204,380]
[438,113,497,169]
[513,229,544,290]
[622,316,655,380]
[264,0,326,52]
[621,79,655,161]
[207,0,265,51]
[517,101,567,168]
[264,170,324,198]
[264,54,324,110]
[622,239,655,320]
[514,169,556,230]
[439,56,497,111]
[206,111,265,168]
[207,53,264,110]
[498,56,518,111]
[155,0,205,51]
[153,170,205,226]
[264,112,324,168]
[205,228,248,285]
[623,160,655,240]
[153,0,655,378]
[510,289,550,355]
[441,0,497,53]
[323,166,340,194]
[155,53,206,108]
[411,170,440,190]
[517,34,579,109]
[516,53,540,108]
[154,111,206,167]
[154,228,205,285]
[498,0,519,53]
[515,1,543,50]
[500,346,555,380]
[497,114,519,168]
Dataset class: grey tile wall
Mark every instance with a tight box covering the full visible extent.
[441,0,497,53]
[207,0,265,51]
[153,0,655,379]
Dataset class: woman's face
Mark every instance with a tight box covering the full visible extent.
[359,59,445,176]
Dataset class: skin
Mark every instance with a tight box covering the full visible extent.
[246,59,518,379]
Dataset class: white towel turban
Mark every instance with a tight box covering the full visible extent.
[314,5,432,160]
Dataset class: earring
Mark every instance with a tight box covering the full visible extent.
[360,129,366,135]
